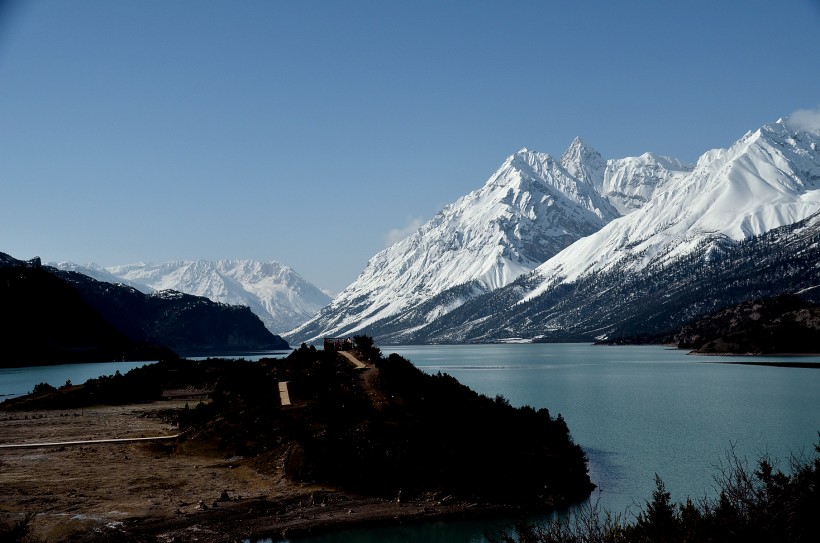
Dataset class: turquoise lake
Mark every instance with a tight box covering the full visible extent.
[3,344,818,542]
[266,343,820,542]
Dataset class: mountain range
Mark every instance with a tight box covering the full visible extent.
[1,253,288,367]
[287,117,820,345]
[55,259,331,335]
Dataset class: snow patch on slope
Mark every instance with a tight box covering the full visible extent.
[523,120,820,302]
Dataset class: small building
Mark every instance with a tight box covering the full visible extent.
[323,337,353,351]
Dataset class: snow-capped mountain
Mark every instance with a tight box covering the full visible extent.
[51,261,150,292]
[59,259,331,334]
[411,209,820,343]
[524,119,820,300]
[288,142,625,344]
[291,116,820,345]
[406,118,820,343]
[599,153,693,215]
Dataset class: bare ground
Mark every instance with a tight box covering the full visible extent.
[0,402,513,542]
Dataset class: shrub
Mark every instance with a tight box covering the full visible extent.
[490,437,820,543]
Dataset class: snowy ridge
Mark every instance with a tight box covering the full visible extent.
[49,262,150,292]
[59,259,331,334]
[600,153,694,214]
[288,143,622,343]
[292,115,820,344]
[523,119,820,302]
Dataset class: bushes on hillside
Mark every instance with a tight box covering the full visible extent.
[490,438,820,543]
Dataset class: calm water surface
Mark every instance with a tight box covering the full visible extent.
[3,345,818,542]
[0,360,155,399]
[264,344,820,543]
[0,351,292,399]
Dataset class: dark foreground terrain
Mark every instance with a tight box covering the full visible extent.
[0,339,593,542]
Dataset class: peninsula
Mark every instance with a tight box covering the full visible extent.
[0,337,593,542]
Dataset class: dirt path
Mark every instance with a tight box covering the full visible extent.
[338,350,367,369]
[0,401,310,541]
[278,380,292,406]
[336,351,390,411]
[0,434,179,449]
[0,401,500,542]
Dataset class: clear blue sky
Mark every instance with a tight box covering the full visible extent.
[1,0,819,294]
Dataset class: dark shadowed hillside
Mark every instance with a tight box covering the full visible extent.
[673,295,820,354]
[0,256,173,367]
[0,252,288,367]
[55,268,289,354]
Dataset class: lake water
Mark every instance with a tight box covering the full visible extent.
[0,360,155,399]
[264,344,820,543]
[0,351,292,399]
[3,344,819,542]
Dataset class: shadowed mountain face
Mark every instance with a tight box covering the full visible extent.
[673,295,820,354]
[0,256,172,366]
[55,269,289,354]
[0,252,288,367]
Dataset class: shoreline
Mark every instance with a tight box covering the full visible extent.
[687,351,820,366]
[119,491,540,543]
[0,401,560,542]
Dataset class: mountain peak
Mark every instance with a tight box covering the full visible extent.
[560,137,605,188]
[566,136,588,149]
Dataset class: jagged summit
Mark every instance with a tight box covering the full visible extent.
[560,137,606,189]
[288,114,820,345]
[523,118,820,300]
[287,143,623,344]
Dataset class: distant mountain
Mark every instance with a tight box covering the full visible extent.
[54,261,150,292]
[0,252,288,366]
[288,140,626,344]
[54,267,290,354]
[60,259,331,334]
[289,116,820,345]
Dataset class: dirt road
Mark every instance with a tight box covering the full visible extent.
[0,400,494,542]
